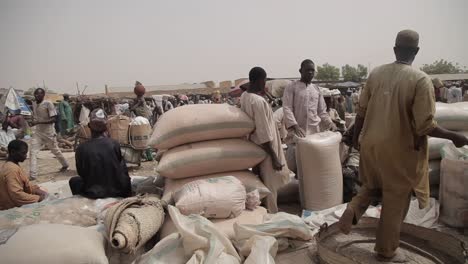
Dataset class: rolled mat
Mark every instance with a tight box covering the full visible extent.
[104,195,165,253]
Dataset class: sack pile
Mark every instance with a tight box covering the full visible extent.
[439,143,468,228]
[427,102,468,199]
[107,115,152,150]
[149,104,271,239]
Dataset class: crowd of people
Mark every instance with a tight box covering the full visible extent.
[1,29,468,262]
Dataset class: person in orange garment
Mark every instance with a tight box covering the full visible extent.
[0,140,48,210]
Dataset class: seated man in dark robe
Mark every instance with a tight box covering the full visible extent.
[69,109,131,199]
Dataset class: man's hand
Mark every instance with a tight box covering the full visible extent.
[290,125,305,138]
[35,189,48,202]
[452,133,468,148]
[330,123,338,132]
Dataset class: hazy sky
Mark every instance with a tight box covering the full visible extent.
[1,0,467,94]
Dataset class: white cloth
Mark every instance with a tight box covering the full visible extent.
[282,81,333,135]
[240,92,290,213]
[273,108,287,141]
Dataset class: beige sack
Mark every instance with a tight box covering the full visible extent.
[159,206,268,240]
[107,115,130,144]
[156,139,266,179]
[435,102,468,131]
[163,171,270,201]
[174,176,246,219]
[296,132,343,211]
[439,143,468,227]
[149,104,254,150]
[0,224,108,264]
[129,123,152,149]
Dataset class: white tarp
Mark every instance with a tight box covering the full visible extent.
[0,88,31,116]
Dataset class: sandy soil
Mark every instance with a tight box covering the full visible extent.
[0,149,158,184]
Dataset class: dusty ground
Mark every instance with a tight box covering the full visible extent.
[0,149,158,184]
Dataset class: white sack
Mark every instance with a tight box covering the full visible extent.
[241,235,278,264]
[296,131,343,211]
[135,206,241,264]
[174,176,246,219]
[159,207,268,240]
[79,105,91,126]
[0,129,16,148]
[163,171,270,201]
[435,102,468,131]
[439,143,468,227]
[0,224,108,264]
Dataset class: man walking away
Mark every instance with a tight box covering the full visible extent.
[338,30,468,262]
[30,88,69,180]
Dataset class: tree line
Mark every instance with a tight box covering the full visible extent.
[316,59,467,82]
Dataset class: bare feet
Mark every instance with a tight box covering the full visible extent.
[338,207,354,234]
[376,250,408,263]
[59,166,69,172]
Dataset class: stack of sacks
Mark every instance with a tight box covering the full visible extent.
[427,102,468,199]
[149,104,269,238]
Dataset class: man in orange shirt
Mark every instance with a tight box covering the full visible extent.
[0,140,47,210]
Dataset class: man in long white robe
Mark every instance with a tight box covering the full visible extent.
[240,67,290,213]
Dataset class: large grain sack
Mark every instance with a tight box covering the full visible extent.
[107,115,130,144]
[156,139,266,179]
[149,104,254,149]
[296,131,343,211]
[174,176,246,219]
[435,102,468,131]
[159,206,268,240]
[428,160,441,185]
[439,143,468,227]
[0,224,108,264]
[163,171,270,201]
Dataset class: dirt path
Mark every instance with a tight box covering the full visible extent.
[0,150,158,184]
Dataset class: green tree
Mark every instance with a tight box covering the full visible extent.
[341,64,368,82]
[420,59,467,74]
[316,63,340,81]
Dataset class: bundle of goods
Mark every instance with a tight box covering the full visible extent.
[0,224,108,264]
[439,143,468,227]
[149,104,270,240]
[104,194,165,253]
[107,115,130,145]
[296,131,343,211]
[426,102,468,199]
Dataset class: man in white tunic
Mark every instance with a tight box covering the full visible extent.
[282,59,335,172]
[30,88,69,180]
[240,67,290,213]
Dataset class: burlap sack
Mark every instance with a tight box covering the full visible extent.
[129,123,152,149]
[107,115,130,144]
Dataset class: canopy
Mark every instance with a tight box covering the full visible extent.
[0,88,32,115]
